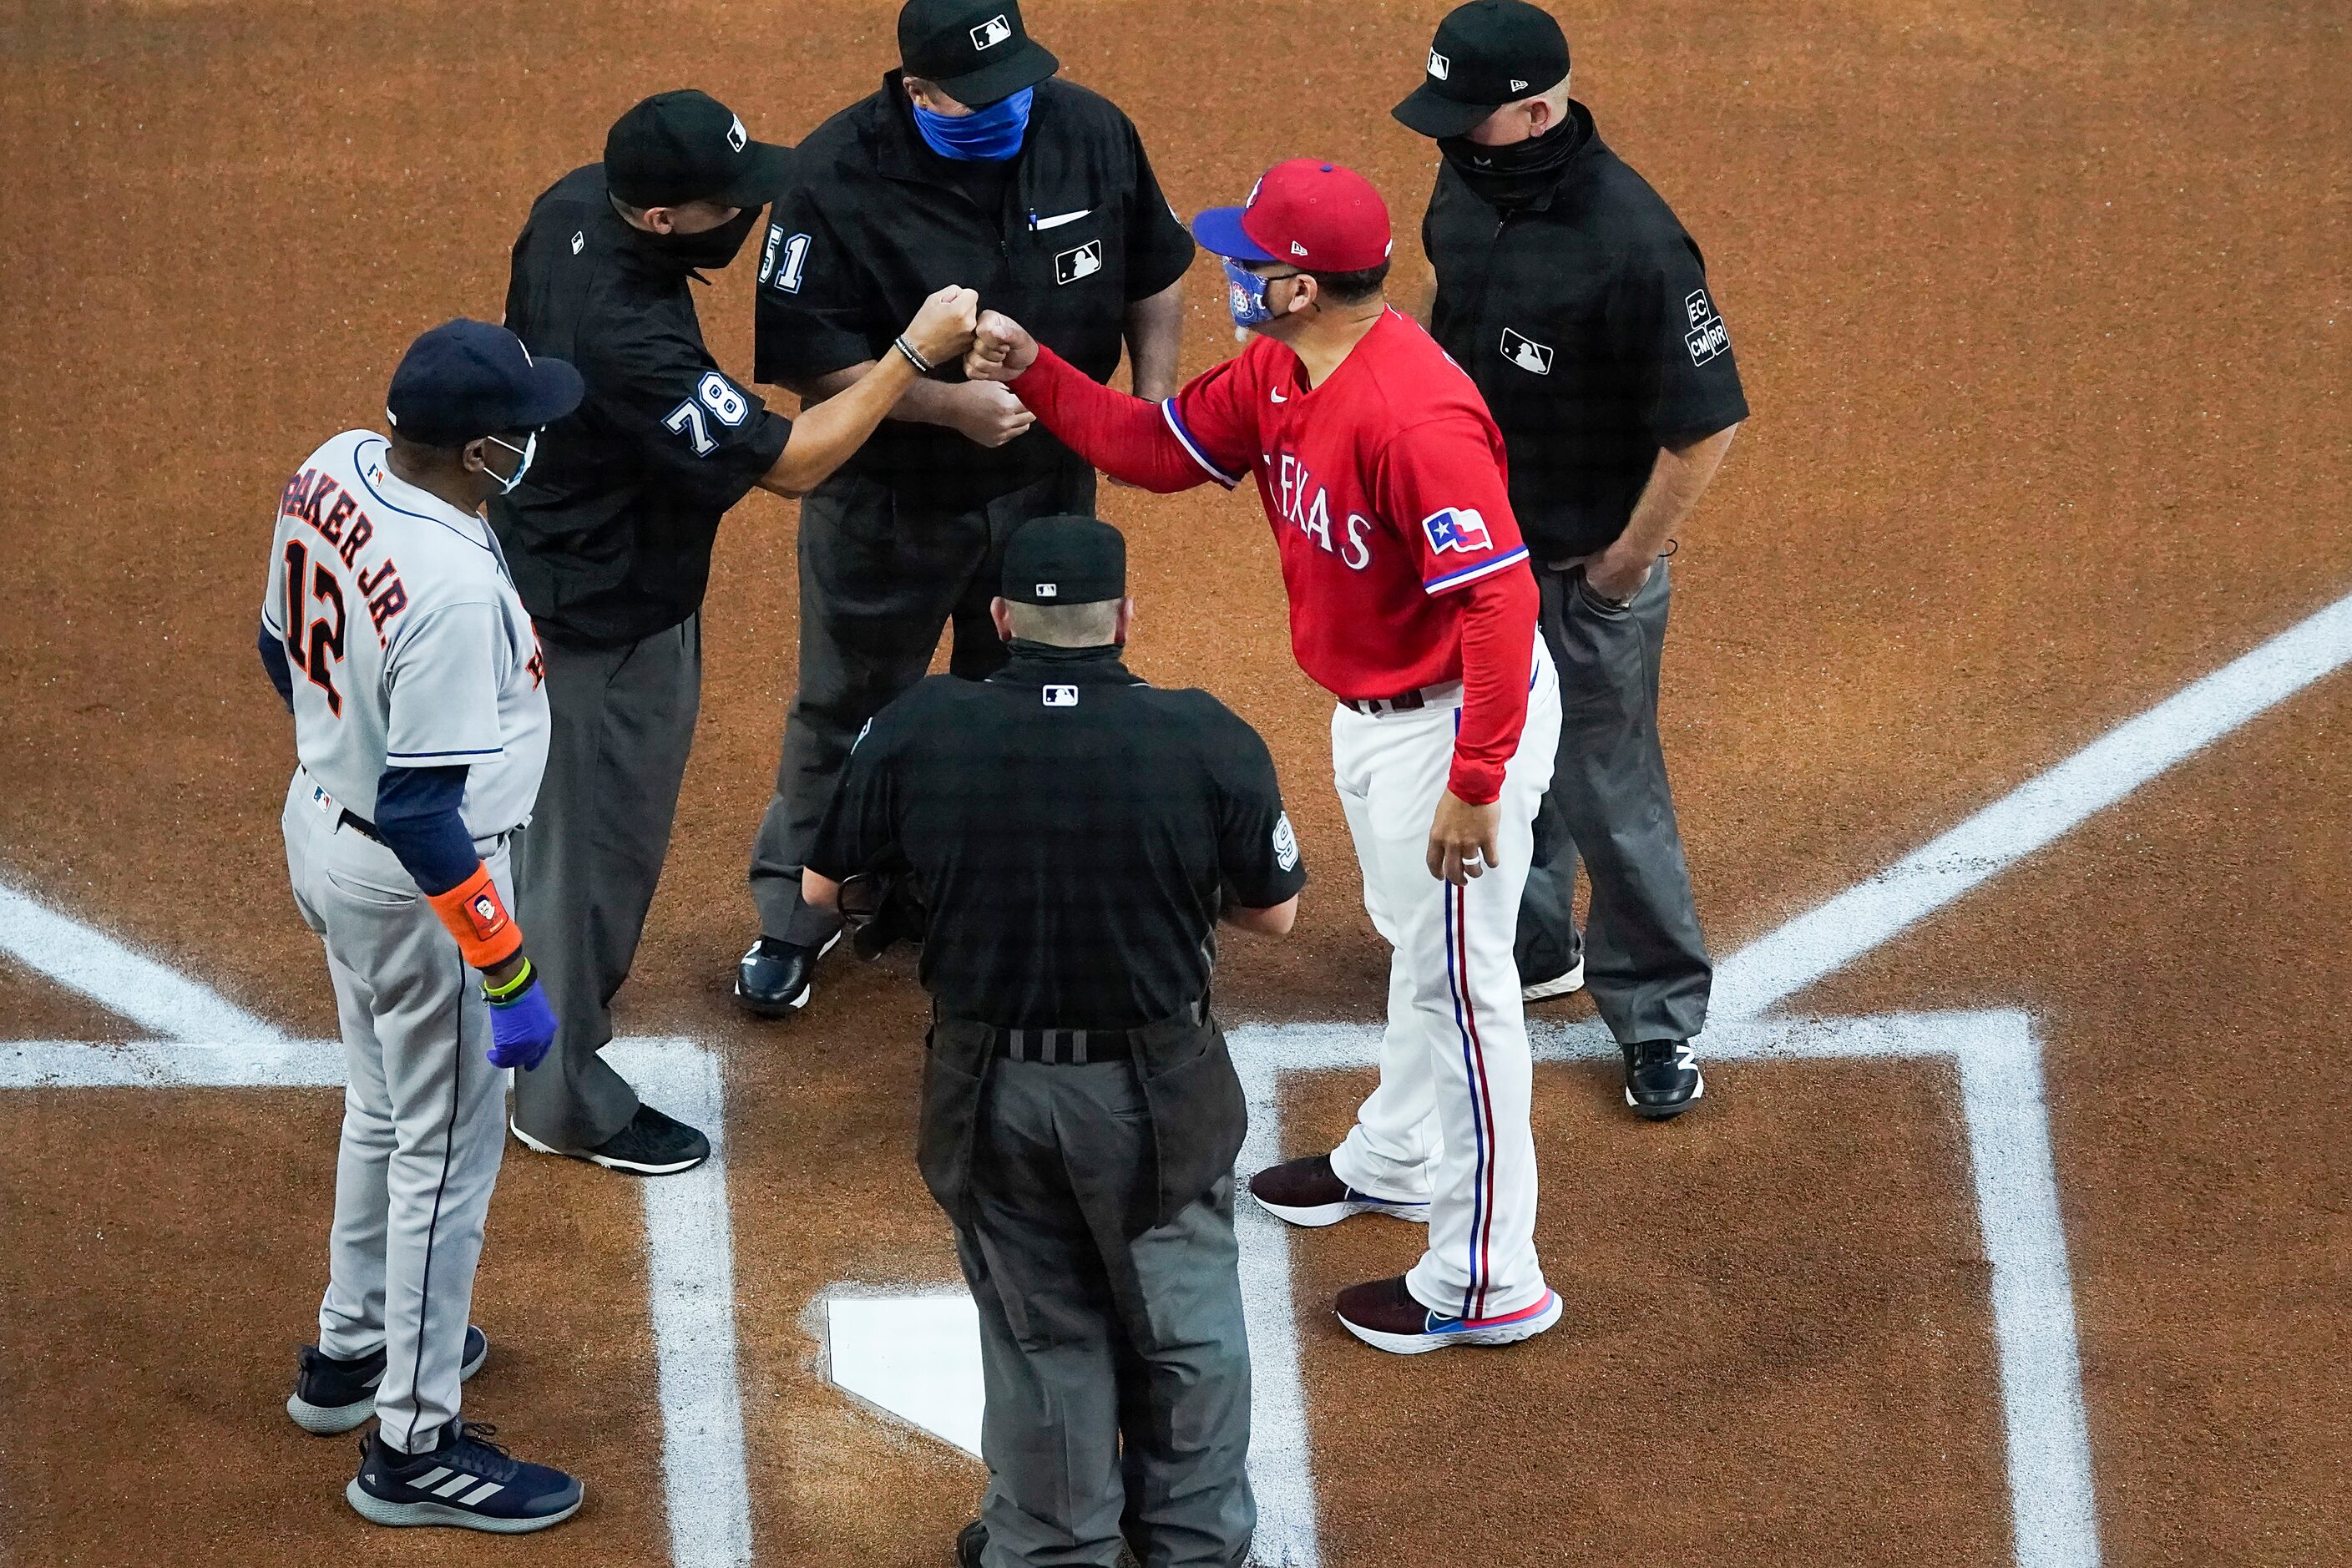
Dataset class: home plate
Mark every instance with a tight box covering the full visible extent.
[825,1289,985,1458]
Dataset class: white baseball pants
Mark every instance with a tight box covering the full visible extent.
[1326,640,1561,1323]
[282,772,510,1453]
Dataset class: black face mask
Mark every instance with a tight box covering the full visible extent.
[1438,114,1585,208]
[645,203,763,271]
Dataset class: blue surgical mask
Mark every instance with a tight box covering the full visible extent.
[913,86,1034,163]
[484,430,538,495]
[1223,259,1276,329]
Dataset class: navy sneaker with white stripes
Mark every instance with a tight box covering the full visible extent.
[286,1325,488,1434]
[346,1422,581,1533]
[1334,1274,1562,1356]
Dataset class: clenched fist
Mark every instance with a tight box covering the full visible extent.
[966,310,1039,382]
[904,285,980,367]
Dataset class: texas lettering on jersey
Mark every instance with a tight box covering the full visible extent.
[1270,453,1373,571]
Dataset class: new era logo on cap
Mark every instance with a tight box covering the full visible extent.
[972,13,1010,47]
[1289,240,1308,256]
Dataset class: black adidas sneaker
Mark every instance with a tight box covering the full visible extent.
[286,1324,488,1434]
[346,1421,581,1533]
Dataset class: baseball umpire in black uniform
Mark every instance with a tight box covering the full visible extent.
[736,0,1197,1016]
[1396,1,1748,1118]
[492,89,978,1175]
[803,517,1302,1568]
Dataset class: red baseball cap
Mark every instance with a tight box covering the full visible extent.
[1192,159,1393,273]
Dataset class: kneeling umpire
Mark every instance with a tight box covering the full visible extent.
[802,517,1304,1568]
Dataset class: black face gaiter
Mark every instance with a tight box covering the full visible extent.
[1438,114,1586,208]
[647,203,763,271]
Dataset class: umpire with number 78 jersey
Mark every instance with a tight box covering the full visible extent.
[1397,0,1748,1120]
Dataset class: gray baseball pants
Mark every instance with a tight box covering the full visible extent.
[955,1058,1254,1568]
[281,772,508,1454]
[1515,557,1713,1044]
[512,615,702,1151]
[747,463,1095,945]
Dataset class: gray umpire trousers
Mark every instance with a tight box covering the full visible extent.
[747,463,1096,944]
[956,1059,1254,1568]
[1515,557,1713,1044]
[511,616,702,1151]
[282,773,508,1454]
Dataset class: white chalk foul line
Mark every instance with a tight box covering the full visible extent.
[0,880,286,1044]
[1712,589,2352,1022]
[0,1033,751,1568]
[1228,1011,2100,1568]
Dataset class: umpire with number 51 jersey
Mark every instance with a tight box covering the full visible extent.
[735,0,1196,1016]
[1397,0,1748,1119]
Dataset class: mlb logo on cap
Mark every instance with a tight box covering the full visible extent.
[1421,506,1492,554]
[972,12,1010,47]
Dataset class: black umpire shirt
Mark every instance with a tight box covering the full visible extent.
[754,73,1195,513]
[1425,102,1749,561]
[492,164,792,649]
[806,645,1306,1029]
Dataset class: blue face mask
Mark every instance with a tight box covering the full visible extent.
[913,86,1034,162]
[1223,259,1277,329]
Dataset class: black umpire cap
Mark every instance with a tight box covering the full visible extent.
[605,89,795,210]
[898,0,1059,108]
[387,320,583,448]
[1393,0,1571,139]
[1002,515,1125,605]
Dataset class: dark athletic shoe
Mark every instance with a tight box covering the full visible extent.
[1334,1274,1561,1356]
[346,1422,581,1533]
[511,1104,709,1176]
[1622,1039,1704,1120]
[1247,1154,1429,1228]
[1520,949,1586,1003]
[956,1519,1139,1568]
[287,1325,488,1434]
[733,930,842,1017]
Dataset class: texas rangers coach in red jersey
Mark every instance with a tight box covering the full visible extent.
[968,159,1567,1354]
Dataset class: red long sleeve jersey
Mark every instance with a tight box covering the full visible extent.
[1012,308,1540,803]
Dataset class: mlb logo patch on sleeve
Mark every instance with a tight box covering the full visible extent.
[1422,507,1492,555]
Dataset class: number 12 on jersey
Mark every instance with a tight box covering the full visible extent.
[282,539,346,715]
[663,372,750,456]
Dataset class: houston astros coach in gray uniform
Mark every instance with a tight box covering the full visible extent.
[1398,0,1746,1120]
[802,517,1303,1568]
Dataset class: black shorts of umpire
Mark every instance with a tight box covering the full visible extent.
[923,1009,1256,1568]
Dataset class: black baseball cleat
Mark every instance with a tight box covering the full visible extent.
[1622,1039,1704,1120]
[511,1104,709,1176]
[956,1519,1140,1568]
[733,929,842,1017]
[346,1421,581,1533]
[288,1325,488,1434]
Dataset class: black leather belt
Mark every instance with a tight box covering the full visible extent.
[337,809,386,844]
[977,999,1206,1065]
[1340,688,1427,716]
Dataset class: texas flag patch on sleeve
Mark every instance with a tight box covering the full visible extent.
[1422,506,1491,554]
[1420,506,1530,594]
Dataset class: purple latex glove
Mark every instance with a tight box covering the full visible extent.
[487,975,557,1070]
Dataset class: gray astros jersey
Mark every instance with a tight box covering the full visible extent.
[263,429,550,834]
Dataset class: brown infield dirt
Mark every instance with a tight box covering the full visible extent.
[2,0,2346,1564]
